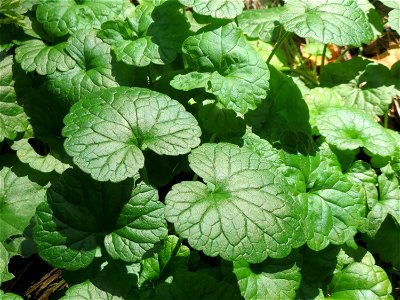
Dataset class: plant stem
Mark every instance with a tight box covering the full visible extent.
[267,31,290,65]
[158,236,184,282]
[384,108,389,128]
[334,47,350,63]
[321,44,328,69]
[140,165,149,183]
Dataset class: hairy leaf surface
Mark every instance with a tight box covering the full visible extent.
[280,0,374,46]
[63,87,201,182]
[165,143,306,263]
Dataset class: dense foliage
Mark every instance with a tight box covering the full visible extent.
[0,0,399,299]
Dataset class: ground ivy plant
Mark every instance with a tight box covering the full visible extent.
[0,0,399,299]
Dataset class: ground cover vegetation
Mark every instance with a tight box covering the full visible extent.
[0,0,399,298]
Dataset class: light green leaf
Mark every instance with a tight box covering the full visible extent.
[0,157,47,242]
[33,169,167,270]
[178,0,243,19]
[316,107,395,157]
[0,55,30,142]
[0,290,23,300]
[0,242,13,285]
[36,0,131,37]
[332,84,395,117]
[327,262,393,299]
[282,143,365,250]
[48,29,119,103]
[11,137,72,174]
[364,171,400,235]
[15,39,76,75]
[98,0,189,66]
[63,87,201,182]
[248,39,288,69]
[237,7,283,42]
[356,0,383,37]
[165,143,307,263]
[280,0,374,46]
[381,0,400,33]
[171,23,270,114]
[303,87,343,133]
[233,255,301,300]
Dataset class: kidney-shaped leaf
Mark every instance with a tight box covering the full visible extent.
[165,143,307,263]
[280,0,374,46]
[171,23,270,114]
[178,0,243,19]
[15,40,76,75]
[316,107,395,157]
[33,168,167,270]
[63,87,201,182]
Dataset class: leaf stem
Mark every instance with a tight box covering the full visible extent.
[158,236,184,282]
[334,47,350,63]
[384,108,389,128]
[140,165,149,183]
[267,31,290,65]
[321,44,328,69]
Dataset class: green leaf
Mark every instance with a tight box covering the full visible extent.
[237,7,282,42]
[0,55,30,142]
[178,0,243,19]
[138,235,190,286]
[36,0,131,37]
[165,143,307,263]
[171,23,270,114]
[155,270,242,299]
[303,87,343,133]
[282,143,366,250]
[47,29,119,103]
[15,40,76,75]
[381,0,400,33]
[320,57,371,87]
[98,0,189,67]
[0,242,14,285]
[233,254,301,300]
[364,216,400,269]
[332,84,394,118]
[33,169,167,270]
[280,0,374,46]
[0,290,23,300]
[0,157,47,242]
[245,66,311,143]
[197,99,246,138]
[63,87,201,182]
[11,137,72,174]
[61,260,138,299]
[364,171,400,235]
[356,0,383,37]
[316,107,395,157]
[327,261,393,299]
